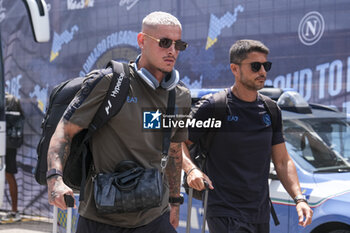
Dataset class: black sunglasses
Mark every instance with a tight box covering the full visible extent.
[142,33,188,51]
[236,61,272,72]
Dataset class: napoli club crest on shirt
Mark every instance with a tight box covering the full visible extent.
[263,113,271,126]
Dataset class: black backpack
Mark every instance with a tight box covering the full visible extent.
[35,61,130,199]
[183,89,228,200]
[5,93,25,149]
[183,89,280,225]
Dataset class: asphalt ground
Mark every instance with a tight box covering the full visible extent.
[0,212,52,233]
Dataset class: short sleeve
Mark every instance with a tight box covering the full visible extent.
[272,106,285,145]
[170,85,192,142]
[188,97,216,144]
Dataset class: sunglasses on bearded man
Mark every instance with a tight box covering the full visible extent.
[142,33,188,51]
[235,61,272,72]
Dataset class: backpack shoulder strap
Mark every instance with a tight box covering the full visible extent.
[161,89,176,171]
[259,93,279,132]
[107,60,130,78]
[212,88,229,119]
[78,61,130,201]
[88,61,130,133]
[204,88,229,147]
[258,93,281,226]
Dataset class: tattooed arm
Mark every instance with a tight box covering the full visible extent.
[47,118,83,209]
[165,142,183,229]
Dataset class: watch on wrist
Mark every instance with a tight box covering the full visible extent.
[169,194,184,205]
[46,168,63,180]
[294,194,307,204]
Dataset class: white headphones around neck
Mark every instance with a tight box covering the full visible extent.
[132,55,179,91]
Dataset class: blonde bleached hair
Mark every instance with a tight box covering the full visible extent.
[142,11,182,31]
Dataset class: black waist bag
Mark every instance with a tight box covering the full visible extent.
[93,160,163,214]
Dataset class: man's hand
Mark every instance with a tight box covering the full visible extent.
[296,202,313,227]
[182,142,214,191]
[169,204,180,229]
[186,167,214,191]
[47,176,76,210]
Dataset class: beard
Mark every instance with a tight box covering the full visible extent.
[158,67,172,74]
[240,71,265,91]
[157,65,174,76]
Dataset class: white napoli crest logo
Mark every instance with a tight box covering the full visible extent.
[298,11,325,46]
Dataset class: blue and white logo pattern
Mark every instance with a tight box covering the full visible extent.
[143,109,162,129]
[263,113,271,126]
[227,115,239,122]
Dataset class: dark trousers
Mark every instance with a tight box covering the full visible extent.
[207,216,269,233]
[76,212,176,233]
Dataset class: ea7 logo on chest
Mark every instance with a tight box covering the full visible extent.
[127,96,137,103]
[227,115,239,122]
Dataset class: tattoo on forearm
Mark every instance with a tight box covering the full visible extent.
[166,143,183,196]
[47,120,72,170]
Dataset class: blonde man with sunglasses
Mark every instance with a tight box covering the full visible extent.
[47,11,191,233]
[182,39,313,233]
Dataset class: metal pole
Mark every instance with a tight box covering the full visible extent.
[201,188,208,233]
[66,207,72,233]
[186,188,193,233]
[0,31,5,132]
[52,206,58,233]
[0,30,6,176]
[201,181,209,233]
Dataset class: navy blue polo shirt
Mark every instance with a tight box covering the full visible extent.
[189,90,284,224]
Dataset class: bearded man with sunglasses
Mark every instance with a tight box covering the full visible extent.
[47,11,191,233]
[182,39,313,233]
